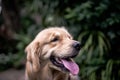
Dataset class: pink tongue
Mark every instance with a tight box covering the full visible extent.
[61,59,79,75]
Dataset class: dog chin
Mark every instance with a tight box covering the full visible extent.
[49,64,68,73]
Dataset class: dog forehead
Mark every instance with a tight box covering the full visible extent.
[41,27,70,35]
[35,27,72,41]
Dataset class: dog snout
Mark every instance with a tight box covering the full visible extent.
[72,41,81,51]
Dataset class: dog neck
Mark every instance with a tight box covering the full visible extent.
[39,63,69,80]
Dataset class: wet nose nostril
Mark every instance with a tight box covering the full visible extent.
[73,42,81,50]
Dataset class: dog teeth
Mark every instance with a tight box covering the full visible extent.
[56,58,62,63]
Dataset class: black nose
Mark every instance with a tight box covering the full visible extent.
[72,41,81,51]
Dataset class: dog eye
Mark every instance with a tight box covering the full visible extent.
[51,37,59,42]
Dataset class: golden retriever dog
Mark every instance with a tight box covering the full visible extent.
[25,27,81,80]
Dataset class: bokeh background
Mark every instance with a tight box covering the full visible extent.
[0,0,120,80]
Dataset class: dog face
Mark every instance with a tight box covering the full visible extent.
[25,27,81,75]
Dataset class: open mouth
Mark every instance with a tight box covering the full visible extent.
[50,56,79,75]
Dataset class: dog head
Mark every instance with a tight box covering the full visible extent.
[25,27,81,75]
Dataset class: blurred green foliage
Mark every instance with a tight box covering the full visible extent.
[0,0,120,80]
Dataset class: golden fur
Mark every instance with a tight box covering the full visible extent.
[25,27,81,80]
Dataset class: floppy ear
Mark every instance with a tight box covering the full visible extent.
[25,41,41,73]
